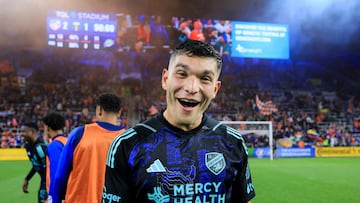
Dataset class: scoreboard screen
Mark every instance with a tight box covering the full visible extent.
[47,10,117,50]
[231,21,289,59]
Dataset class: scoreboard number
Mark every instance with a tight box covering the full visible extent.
[47,10,117,50]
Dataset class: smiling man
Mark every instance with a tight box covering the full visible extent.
[21,122,48,203]
[102,39,256,203]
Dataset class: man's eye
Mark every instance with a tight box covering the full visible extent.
[202,77,212,82]
[177,71,187,77]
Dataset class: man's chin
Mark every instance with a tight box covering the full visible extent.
[178,114,202,126]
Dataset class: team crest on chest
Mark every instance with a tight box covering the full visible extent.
[205,152,225,175]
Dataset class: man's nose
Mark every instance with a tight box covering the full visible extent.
[184,77,200,94]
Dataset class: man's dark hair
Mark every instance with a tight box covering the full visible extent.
[171,39,222,71]
[43,112,65,131]
[22,122,39,131]
[96,93,122,114]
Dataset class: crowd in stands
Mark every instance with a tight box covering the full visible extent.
[1,15,360,149]
[114,15,233,56]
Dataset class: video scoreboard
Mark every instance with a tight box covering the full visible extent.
[231,21,289,59]
[47,10,117,50]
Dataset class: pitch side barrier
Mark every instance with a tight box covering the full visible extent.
[315,147,360,157]
[251,147,360,158]
[0,149,28,160]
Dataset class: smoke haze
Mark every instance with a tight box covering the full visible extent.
[0,0,359,53]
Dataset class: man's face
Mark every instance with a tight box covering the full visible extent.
[43,124,50,138]
[20,126,35,142]
[161,54,221,131]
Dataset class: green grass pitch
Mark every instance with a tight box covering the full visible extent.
[250,157,360,203]
[0,161,39,203]
[0,158,359,202]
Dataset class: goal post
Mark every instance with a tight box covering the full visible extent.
[221,121,274,160]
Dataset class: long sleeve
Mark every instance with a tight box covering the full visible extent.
[102,128,134,203]
[25,167,36,181]
[52,127,84,203]
[47,139,66,199]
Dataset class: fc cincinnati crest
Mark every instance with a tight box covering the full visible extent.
[205,152,225,175]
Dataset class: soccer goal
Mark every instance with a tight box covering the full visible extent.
[221,121,274,160]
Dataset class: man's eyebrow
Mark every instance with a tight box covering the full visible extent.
[174,63,216,76]
[202,70,216,76]
[174,62,188,69]
[174,62,216,76]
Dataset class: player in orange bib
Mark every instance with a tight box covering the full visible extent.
[52,93,126,203]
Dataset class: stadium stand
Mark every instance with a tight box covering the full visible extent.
[0,17,359,149]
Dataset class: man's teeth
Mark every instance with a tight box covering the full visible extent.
[180,99,196,103]
[179,99,198,107]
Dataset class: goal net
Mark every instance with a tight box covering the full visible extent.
[221,121,273,160]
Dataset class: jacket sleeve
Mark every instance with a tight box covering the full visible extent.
[25,167,36,181]
[102,129,133,203]
[47,140,66,199]
[52,127,84,203]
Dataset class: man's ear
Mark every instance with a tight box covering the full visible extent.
[161,68,168,90]
[212,80,222,99]
[117,109,122,117]
[97,106,103,117]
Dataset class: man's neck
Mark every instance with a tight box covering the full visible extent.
[97,116,119,126]
[50,130,64,138]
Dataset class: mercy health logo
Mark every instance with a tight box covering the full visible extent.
[147,182,225,203]
[102,186,121,203]
[145,156,227,203]
[147,187,170,203]
[205,152,225,175]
